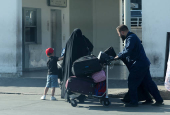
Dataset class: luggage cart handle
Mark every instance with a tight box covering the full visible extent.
[105,65,109,98]
[105,56,115,65]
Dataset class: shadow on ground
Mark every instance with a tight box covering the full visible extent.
[78,98,170,113]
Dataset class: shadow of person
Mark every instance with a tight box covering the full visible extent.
[75,98,170,113]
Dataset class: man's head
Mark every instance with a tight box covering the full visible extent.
[116,25,129,42]
[46,48,54,57]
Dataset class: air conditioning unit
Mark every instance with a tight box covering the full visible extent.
[131,3,138,8]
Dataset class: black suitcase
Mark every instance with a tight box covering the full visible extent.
[98,52,111,64]
[72,55,102,76]
[104,46,116,57]
[67,76,95,95]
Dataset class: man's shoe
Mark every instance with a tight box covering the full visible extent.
[50,96,57,101]
[40,95,46,100]
[142,100,154,105]
[152,101,164,106]
[124,103,138,107]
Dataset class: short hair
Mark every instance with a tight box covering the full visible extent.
[47,53,52,56]
[116,25,129,32]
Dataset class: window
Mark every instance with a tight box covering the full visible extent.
[23,8,41,44]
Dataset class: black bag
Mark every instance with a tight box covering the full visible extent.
[104,46,116,57]
[67,76,95,95]
[98,51,110,64]
[57,60,63,80]
[72,55,102,76]
[57,60,63,69]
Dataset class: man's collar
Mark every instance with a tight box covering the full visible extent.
[126,31,131,38]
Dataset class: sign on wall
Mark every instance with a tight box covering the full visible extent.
[47,0,67,7]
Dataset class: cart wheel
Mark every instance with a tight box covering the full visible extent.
[71,99,77,107]
[103,100,110,106]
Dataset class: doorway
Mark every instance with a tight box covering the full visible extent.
[51,9,62,57]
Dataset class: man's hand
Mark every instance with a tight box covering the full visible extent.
[114,56,119,60]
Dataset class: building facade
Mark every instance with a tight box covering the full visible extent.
[142,0,170,77]
[1,0,167,78]
[0,0,121,77]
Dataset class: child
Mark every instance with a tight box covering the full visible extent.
[41,48,63,100]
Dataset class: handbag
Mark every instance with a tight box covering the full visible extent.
[57,60,63,80]
[92,70,106,83]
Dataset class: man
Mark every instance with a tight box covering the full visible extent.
[121,57,153,104]
[115,25,163,107]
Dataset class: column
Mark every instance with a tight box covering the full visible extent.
[0,0,22,77]
[124,0,131,31]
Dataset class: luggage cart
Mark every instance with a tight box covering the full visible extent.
[69,57,114,107]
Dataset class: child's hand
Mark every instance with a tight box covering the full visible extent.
[58,56,64,60]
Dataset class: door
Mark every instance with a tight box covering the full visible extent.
[51,10,62,57]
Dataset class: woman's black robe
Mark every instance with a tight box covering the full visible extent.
[61,28,93,99]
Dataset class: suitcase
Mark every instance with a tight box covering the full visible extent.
[66,76,96,95]
[98,52,111,64]
[104,46,116,57]
[72,55,102,76]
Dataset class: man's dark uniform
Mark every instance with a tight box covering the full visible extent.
[118,32,163,105]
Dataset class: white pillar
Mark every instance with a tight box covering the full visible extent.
[0,0,22,77]
[124,0,131,31]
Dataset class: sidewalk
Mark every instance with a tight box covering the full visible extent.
[0,65,169,100]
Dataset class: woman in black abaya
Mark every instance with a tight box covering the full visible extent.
[61,28,93,100]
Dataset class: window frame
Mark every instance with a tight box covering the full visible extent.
[22,7,42,44]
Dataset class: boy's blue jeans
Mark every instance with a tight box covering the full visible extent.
[46,75,58,88]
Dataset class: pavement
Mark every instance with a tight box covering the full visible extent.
[0,65,169,99]
[0,65,170,114]
[1,94,170,115]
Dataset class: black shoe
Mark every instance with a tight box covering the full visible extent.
[124,103,138,107]
[121,99,130,103]
[142,100,154,105]
[152,101,164,106]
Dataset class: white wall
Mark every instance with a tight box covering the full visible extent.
[93,0,120,56]
[142,0,170,77]
[0,0,22,77]
[69,0,120,56]
[22,0,70,69]
[69,0,93,43]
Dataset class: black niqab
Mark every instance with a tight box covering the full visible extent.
[61,28,93,98]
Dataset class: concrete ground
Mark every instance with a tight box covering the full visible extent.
[0,94,170,115]
[0,65,170,114]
